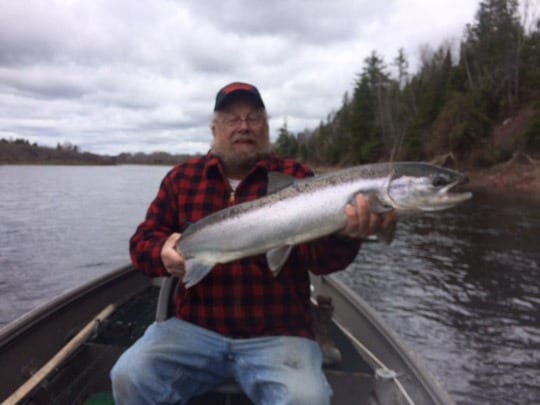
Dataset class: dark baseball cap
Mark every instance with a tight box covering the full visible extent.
[214,82,265,111]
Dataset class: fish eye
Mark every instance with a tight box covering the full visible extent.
[431,173,450,187]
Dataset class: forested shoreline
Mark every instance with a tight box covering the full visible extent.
[275,0,540,168]
[0,138,195,166]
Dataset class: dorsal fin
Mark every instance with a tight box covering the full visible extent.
[267,172,296,194]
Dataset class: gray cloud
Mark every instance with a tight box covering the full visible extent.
[0,68,88,99]
[0,0,480,155]
[185,0,395,44]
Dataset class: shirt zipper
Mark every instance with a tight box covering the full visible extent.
[229,190,236,205]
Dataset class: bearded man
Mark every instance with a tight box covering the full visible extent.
[111,82,395,405]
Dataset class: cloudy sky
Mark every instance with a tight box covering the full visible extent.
[1,0,481,155]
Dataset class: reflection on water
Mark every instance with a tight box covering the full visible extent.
[1,167,539,404]
[338,191,540,404]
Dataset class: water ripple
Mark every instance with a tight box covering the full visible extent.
[341,191,540,404]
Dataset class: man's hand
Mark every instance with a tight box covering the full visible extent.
[161,233,186,278]
[339,194,397,239]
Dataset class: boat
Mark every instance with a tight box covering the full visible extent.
[0,265,455,404]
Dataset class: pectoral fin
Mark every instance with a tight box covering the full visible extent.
[182,258,214,288]
[366,194,397,243]
[266,245,293,276]
[367,194,394,214]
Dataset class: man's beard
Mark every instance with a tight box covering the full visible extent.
[213,133,271,176]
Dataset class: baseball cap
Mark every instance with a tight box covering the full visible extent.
[214,82,265,111]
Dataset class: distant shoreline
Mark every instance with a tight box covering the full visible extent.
[0,161,175,166]
[0,139,198,166]
[0,161,115,166]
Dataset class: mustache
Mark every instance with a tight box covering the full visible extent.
[231,133,257,143]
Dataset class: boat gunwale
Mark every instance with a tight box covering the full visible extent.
[0,265,146,349]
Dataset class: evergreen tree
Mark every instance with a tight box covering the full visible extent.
[274,120,299,159]
[462,0,524,111]
[347,51,389,163]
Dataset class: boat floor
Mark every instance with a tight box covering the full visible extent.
[21,285,376,405]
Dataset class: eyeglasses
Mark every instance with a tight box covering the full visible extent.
[219,114,265,129]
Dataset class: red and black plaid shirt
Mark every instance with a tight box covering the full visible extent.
[130,153,361,339]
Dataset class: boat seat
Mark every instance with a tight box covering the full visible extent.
[155,276,179,322]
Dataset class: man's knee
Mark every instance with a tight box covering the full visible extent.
[280,337,331,404]
[253,376,331,405]
[110,346,160,404]
[283,370,331,405]
[110,361,133,402]
[110,352,140,401]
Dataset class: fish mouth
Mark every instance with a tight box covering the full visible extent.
[430,180,472,210]
[438,178,467,196]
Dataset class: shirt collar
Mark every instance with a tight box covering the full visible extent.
[202,151,280,180]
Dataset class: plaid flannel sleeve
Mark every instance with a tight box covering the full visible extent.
[129,171,180,277]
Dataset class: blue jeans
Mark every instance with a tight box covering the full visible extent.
[110,318,331,405]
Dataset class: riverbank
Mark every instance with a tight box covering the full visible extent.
[466,154,540,201]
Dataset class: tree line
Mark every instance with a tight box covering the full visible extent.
[0,138,115,164]
[0,138,195,165]
[274,0,540,167]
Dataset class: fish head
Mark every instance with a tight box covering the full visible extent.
[385,163,472,213]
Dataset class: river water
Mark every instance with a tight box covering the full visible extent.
[1,165,539,404]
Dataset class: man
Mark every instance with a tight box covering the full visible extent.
[111,82,396,404]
